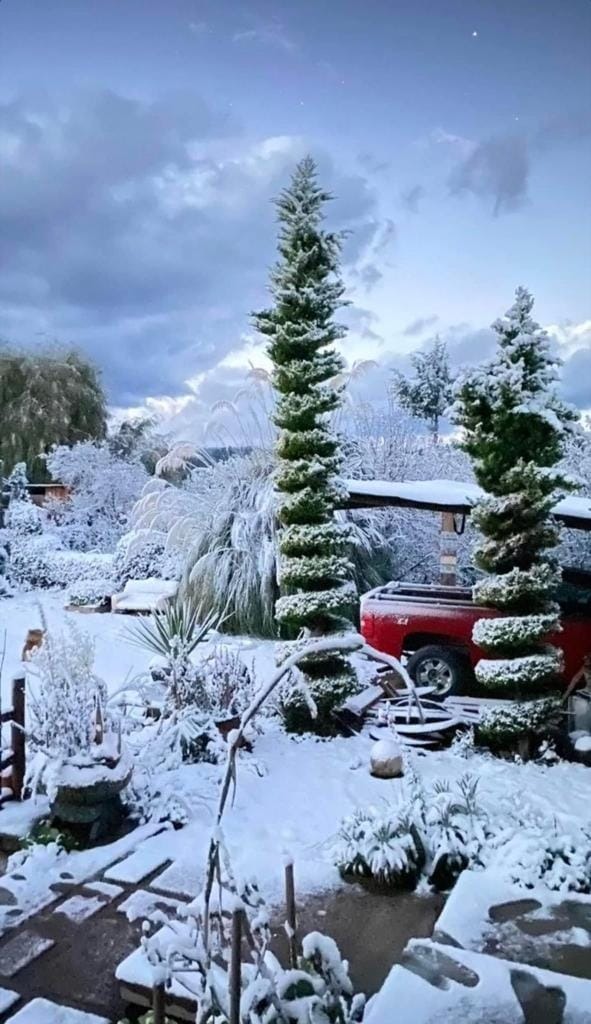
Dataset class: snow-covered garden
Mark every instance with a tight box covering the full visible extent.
[1,159,591,1023]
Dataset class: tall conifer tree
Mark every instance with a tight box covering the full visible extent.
[453,288,578,696]
[254,157,358,732]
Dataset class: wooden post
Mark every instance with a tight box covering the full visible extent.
[229,908,242,1024]
[284,861,298,969]
[440,512,458,587]
[152,979,166,1024]
[11,674,26,800]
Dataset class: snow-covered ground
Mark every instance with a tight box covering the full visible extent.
[2,588,591,918]
[0,590,275,705]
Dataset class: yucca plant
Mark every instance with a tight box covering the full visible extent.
[128,595,218,662]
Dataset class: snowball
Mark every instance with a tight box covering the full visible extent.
[574,735,591,753]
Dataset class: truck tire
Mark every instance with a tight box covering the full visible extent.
[406,645,469,697]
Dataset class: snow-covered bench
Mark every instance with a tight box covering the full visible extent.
[111,578,179,614]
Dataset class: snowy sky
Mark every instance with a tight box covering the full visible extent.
[0,0,590,432]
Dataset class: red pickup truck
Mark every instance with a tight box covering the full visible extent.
[360,568,591,696]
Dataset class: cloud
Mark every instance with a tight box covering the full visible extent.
[403,315,439,337]
[400,184,425,213]
[534,109,591,151]
[0,91,380,412]
[447,133,529,215]
[232,19,295,53]
[561,346,591,410]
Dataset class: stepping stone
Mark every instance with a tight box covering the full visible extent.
[104,847,169,885]
[433,869,591,979]
[0,930,55,978]
[150,859,201,898]
[5,997,109,1022]
[0,988,19,1014]
[83,881,123,901]
[54,894,105,923]
[118,888,182,922]
[366,940,591,1024]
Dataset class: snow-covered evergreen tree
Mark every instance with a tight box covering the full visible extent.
[453,287,578,695]
[7,462,29,502]
[254,156,358,732]
[391,335,453,441]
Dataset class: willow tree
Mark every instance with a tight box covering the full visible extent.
[254,156,358,733]
[453,287,578,697]
[0,346,107,480]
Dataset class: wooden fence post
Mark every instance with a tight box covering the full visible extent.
[440,512,458,586]
[11,674,26,800]
[152,979,166,1024]
[229,907,242,1024]
[284,860,298,969]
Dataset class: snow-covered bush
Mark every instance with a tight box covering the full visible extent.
[336,806,425,889]
[8,535,64,589]
[336,758,591,895]
[0,542,11,598]
[475,696,561,755]
[487,812,591,893]
[334,770,485,891]
[65,576,114,608]
[25,621,112,797]
[5,497,44,535]
[8,538,113,591]
[45,440,148,552]
[200,645,255,720]
[113,532,180,588]
[453,288,578,696]
[127,599,251,764]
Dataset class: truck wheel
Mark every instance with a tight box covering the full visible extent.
[406,645,468,697]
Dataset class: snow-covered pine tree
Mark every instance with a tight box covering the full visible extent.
[254,156,358,733]
[453,287,578,696]
[7,462,30,502]
[391,335,453,441]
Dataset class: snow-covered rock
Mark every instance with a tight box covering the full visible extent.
[370,738,403,779]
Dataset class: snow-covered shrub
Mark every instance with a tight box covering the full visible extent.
[334,771,486,892]
[65,576,114,607]
[453,288,578,696]
[0,542,11,597]
[128,598,238,764]
[25,620,111,797]
[200,645,255,719]
[487,805,591,893]
[45,440,148,552]
[8,536,59,589]
[475,697,561,755]
[8,538,113,591]
[5,497,44,535]
[113,532,180,588]
[335,806,425,888]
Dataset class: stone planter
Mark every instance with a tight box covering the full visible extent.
[50,750,133,842]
